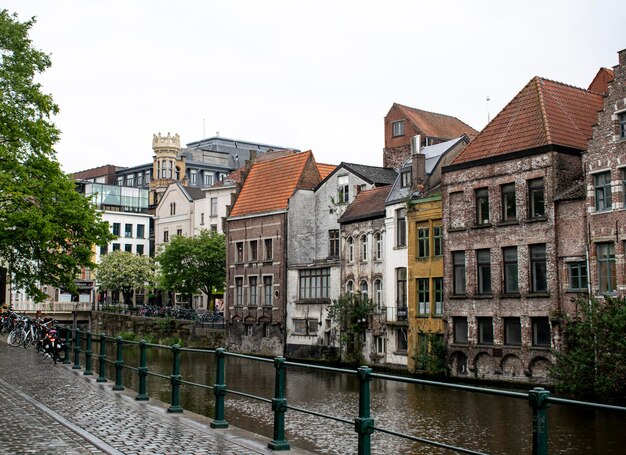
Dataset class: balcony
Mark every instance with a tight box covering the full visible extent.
[375,306,408,325]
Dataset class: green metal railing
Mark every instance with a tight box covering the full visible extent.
[61,327,626,455]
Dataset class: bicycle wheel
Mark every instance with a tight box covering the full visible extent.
[8,330,24,347]
[23,332,33,348]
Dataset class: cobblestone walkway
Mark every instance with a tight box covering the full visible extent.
[0,339,313,455]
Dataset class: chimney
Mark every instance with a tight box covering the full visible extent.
[619,48,626,67]
[411,135,425,188]
[249,150,257,163]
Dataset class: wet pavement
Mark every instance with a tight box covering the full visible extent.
[0,338,314,455]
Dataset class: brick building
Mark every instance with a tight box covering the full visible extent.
[441,76,603,383]
[383,103,477,169]
[584,50,626,297]
[225,152,323,356]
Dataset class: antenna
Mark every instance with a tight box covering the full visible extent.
[486,96,491,123]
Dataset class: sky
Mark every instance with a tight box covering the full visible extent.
[3,1,624,173]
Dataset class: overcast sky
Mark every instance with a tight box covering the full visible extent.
[4,1,624,172]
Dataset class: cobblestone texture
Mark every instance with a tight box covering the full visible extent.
[0,339,312,455]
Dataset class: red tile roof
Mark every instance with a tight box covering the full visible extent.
[338,186,392,224]
[317,163,336,180]
[451,77,603,165]
[230,151,318,217]
[394,103,478,139]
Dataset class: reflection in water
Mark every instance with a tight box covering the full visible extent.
[93,340,626,454]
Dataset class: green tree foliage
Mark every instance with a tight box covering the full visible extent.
[0,10,113,301]
[156,229,226,302]
[552,295,626,403]
[415,332,447,375]
[327,292,375,365]
[97,251,156,305]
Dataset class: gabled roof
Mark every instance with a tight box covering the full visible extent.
[338,186,392,224]
[317,163,336,180]
[229,152,318,217]
[180,183,206,201]
[588,67,614,95]
[450,77,603,166]
[317,162,397,190]
[393,103,478,139]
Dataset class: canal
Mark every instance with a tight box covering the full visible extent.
[97,341,625,454]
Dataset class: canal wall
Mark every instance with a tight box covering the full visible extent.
[91,312,226,348]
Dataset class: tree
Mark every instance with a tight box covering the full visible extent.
[97,251,156,306]
[0,10,113,302]
[327,292,375,365]
[156,230,226,306]
[552,295,626,403]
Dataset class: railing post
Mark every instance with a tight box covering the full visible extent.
[210,348,229,429]
[97,334,107,383]
[268,356,290,451]
[113,336,124,391]
[167,344,183,413]
[72,329,81,369]
[136,340,149,401]
[63,327,71,365]
[529,387,550,455]
[355,366,374,455]
[83,331,93,375]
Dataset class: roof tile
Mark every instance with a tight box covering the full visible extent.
[338,186,392,224]
[395,103,478,139]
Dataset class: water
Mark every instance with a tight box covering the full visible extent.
[92,340,626,454]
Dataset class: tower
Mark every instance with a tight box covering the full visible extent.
[150,132,184,206]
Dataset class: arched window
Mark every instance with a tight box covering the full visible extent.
[374,279,383,311]
[346,280,354,293]
[374,232,383,260]
[361,234,368,262]
[360,280,368,298]
[347,237,354,263]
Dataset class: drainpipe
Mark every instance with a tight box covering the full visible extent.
[282,213,288,356]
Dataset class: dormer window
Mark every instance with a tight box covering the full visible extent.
[400,170,411,188]
[337,175,349,204]
[392,120,405,137]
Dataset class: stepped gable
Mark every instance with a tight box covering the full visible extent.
[395,103,478,139]
[229,151,318,217]
[338,186,392,224]
[452,77,604,165]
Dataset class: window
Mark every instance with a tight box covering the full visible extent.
[400,170,411,188]
[124,244,132,252]
[476,249,492,295]
[417,227,429,258]
[163,231,169,243]
[568,262,588,291]
[504,317,522,345]
[329,230,339,258]
[116,176,123,186]
[360,280,368,298]
[374,232,382,260]
[361,235,368,262]
[136,244,144,255]
[530,244,547,293]
[210,224,217,232]
[293,319,318,335]
[620,112,626,138]
[503,247,519,294]
[190,169,197,184]
[396,328,408,351]
[176,229,182,236]
[501,183,516,221]
[112,243,120,251]
[346,280,354,293]
[433,226,442,257]
[597,243,616,293]
[594,171,612,211]
[126,175,134,186]
[264,238,273,261]
[100,244,108,255]
[136,224,145,239]
[477,317,494,345]
[375,336,386,354]
[249,240,258,262]
[248,276,257,306]
[112,223,121,236]
[145,170,151,183]
[396,208,406,247]
[374,279,383,311]
[622,169,626,200]
[392,120,405,137]
[417,278,429,315]
[528,178,545,218]
[299,268,330,300]
[475,188,489,225]
[124,223,132,238]
[245,324,253,337]
[452,251,466,295]
[200,213,205,225]
[235,277,243,306]
[137,173,143,186]
[347,237,354,262]
[337,175,350,204]
[263,276,273,306]
[453,317,468,344]
[210,198,218,217]
[263,324,270,338]
[204,172,214,186]
[532,317,551,347]
[236,242,244,262]
[396,268,407,308]
[433,278,443,316]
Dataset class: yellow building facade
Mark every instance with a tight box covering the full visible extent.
[407,194,445,373]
